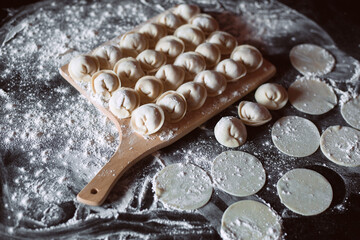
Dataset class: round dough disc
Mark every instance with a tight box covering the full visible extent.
[271,116,320,157]
[341,96,360,130]
[320,125,360,167]
[221,200,282,240]
[211,151,265,197]
[288,78,337,115]
[154,163,213,210]
[289,44,335,76]
[277,168,333,216]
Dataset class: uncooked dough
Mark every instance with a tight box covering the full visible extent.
[189,14,219,36]
[277,168,333,216]
[320,125,360,167]
[221,200,282,240]
[174,24,205,51]
[154,163,212,210]
[214,117,247,148]
[174,52,206,81]
[119,31,148,54]
[206,31,237,55]
[91,70,120,98]
[288,77,337,115]
[109,87,140,119]
[271,116,320,157]
[93,45,123,70]
[255,83,288,110]
[193,70,227,97]
[341,96,360,130]
[289,43,335,76]
[155,64,185,91]
[136,49,167,73]
[195,42,221,68]
[113,57,145,87]
[215,59,247,82]
[156,91,187,123]
[238,101,272,126]
[176,82,207,110]
[155,36,185,63]
[172,4,200,22]
[68,54,100,82]
[231,44,263,72]
[134,76,164,104]
[130,103,165,135]
[157,12,183,33]
[138,23,167,48]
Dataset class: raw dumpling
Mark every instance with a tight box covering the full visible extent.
[215,59,247,82]
[255,83,288,110]
[155,64,185,91]
[155,36,185,63]
[113,57,145,87]
[231,45,263,72]
[135,76,164,104]
[189,13,219,36]
[91,70,120,98]
[194,70,227,97]
[214,116,247,148]
[130,103,165,135]
[174,24,205,51]
[68,54,100,82]
[174,52,206,81]
[176,82,207,110]
[207,31,237,55]
[119,31,148,54]
[172,4,200,22]
[238,101,272,126]
[136,49,167,73]
[156,91,187,123]
[195,42,221,68]
[109,87,140,119]
[93,45,123,70]
[157,12,183,33]
[138,23,167,48]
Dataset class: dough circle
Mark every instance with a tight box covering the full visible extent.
[271,116,320,157]
[288,78,337,115]
[130,103,165,135]
[320,125,360,167]
[255,83,288,110]
[214,117,247,148]
[277,168,333,216]
[221,200,282,240]
[238,101,272,126]
[341,96,360,130]
[154,163,213,210]
[212,151,265,196]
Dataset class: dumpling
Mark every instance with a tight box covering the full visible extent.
[155,36,185,63]
[214,116,247,147]
[136,49,167,73]
[255,83,288,110]
[113,57,145,87]
[68,54,100,82]
[194,70,227,97]
[176,82,207,110]
[156,91,187,123]
[93,45,123,70]
[195,42,221,68]
[238,101,272,126]
[139,23,167,48]
[157,12,183,33]
[119,31,149,54]
[134,76,164,104]
[174,24,205,51]
[155,64,185,91]
[189,14,219,36]
[91,70,120,98]
[215,59,246,82]
[174,52,206,81]
[231,45,263,72]
[207,31,237,55]
[109,87,140,119]
[130,103,165,135]
[172,4,200,22]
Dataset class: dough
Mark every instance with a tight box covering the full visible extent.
[231,44,263,73]
[91,70,120,98]
[215,59,247,82]
[68,54,100,82]
[238,101,272,126]
[341,96,360,130]
[221,200,282,240]
[155,36,185,63]
[155,64,185,91]
[154,163,212,210]
[320,125,360,167]
[93,45,123,70]
[138,23,167,48]
[176,82,207,110]
[172,4,200,22]
[195,42,221,68]
[134,76,164,104]
[156,91,187,123]
[136,49,167,73]
[255,83,288,110]
[130,103,165,135]
[206,31,237,55]
[174,24,205,51]
[193,70,227,97]
[214,117,247,148]
[109,87,140,119]
[288,77,337,115]
[277,168,333,216]
[271,116,320,157]
[119,31,149,54]
[157,12,183,33]
[189,13,219,36]
[113,57,145,87]
[289,43,335,76]
[174,52,206,81]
